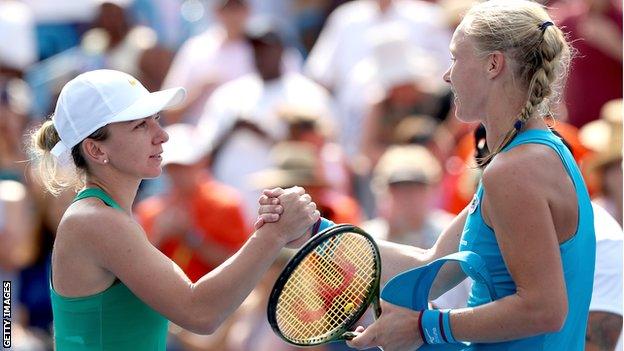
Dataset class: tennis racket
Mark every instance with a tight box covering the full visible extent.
[267,223,382,347]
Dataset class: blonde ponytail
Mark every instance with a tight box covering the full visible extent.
[28,120,82,195]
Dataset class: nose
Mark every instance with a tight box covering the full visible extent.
[154,122,169,144]
[443,67,451,84]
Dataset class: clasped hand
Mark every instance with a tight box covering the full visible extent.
[254,187,320,248]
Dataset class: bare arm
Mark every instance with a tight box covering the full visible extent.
[0,181,36,271]
[76,188,318,334]
[376,208,468,286]
[359,102,385,167]
[586,311,623,351]
[450,153,568,341]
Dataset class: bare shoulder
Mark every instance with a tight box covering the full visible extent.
[57,198,148,264]
[59,199,133,238]
[482,143,564,194]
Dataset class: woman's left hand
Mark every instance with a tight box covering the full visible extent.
[347,301,424,351]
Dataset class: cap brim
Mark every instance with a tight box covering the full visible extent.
[110,87,186,123]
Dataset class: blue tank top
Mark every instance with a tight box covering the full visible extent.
[458,129,595,350]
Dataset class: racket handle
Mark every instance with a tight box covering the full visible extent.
[311,217,335,236]
[342,331,359,340]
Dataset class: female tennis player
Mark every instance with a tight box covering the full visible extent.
[29,69,320,350]
[261,1,595,349]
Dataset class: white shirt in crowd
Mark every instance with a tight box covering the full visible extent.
[197,72,334,223]
[591,202,623,351]
[304,0,451,157]
[162,26,255,124]
[20,0,99,23]
[0,0,37,71]
[305,0,451,92]
[163,25,303,124]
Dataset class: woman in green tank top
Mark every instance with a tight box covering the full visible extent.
[28,69,321,350]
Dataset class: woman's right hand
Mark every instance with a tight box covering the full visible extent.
[254,188,285,230]
[256,187,320,247]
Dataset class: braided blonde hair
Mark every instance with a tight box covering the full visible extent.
[461,0,572,166]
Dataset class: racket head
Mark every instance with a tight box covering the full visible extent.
[267,224,381,347]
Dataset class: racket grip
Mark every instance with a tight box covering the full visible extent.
[342,331,359,340]
[311,217,335,237]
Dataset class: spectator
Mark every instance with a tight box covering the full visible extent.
[364,145,453,249]
[560,0,622,128]
[20,0,97,59]
[251,141,361,225]
[0,78,33,180]
[279,104,351,196]
[0,180,37,305]
[580,99,623,225]
[26,0,169,118]
[587,203,623,351]
[82,0,168,82]
[307,1,451,161]
[356,26,448,166]
[0,179,42,349]
[162,0,254,125]
[0,0,37,78]
[362,143,470,315]
[198,22,334,223]
[305,0,450,93]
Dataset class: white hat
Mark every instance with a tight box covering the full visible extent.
[51,70,186,163]
[161,124,211,166]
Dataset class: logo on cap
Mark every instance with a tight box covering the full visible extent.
[128,79,138,86]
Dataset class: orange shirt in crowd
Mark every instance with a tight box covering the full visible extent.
[310,188,362,225]
[136,177,249,282]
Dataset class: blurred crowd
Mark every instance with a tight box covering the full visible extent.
[0,0,621,350]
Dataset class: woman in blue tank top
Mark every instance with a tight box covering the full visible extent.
[261,0,596,350]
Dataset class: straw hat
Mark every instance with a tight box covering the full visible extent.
[249,142,326,189]
[373,145,442,189]
[579,99,623,171]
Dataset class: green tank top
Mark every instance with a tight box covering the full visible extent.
[50,188,168,350]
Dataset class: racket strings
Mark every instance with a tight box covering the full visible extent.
[275,233,378,344]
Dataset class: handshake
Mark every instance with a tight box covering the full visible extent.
[253,186,321,248]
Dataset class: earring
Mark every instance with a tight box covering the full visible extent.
[103,159,109,164]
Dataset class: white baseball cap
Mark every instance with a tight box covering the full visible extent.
[51,70,186,163]
[161,123,212,166]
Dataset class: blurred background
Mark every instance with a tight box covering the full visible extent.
[0,0,621,350]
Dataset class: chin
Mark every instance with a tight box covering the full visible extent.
[453,107,480,124]
[143,167,163,179]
